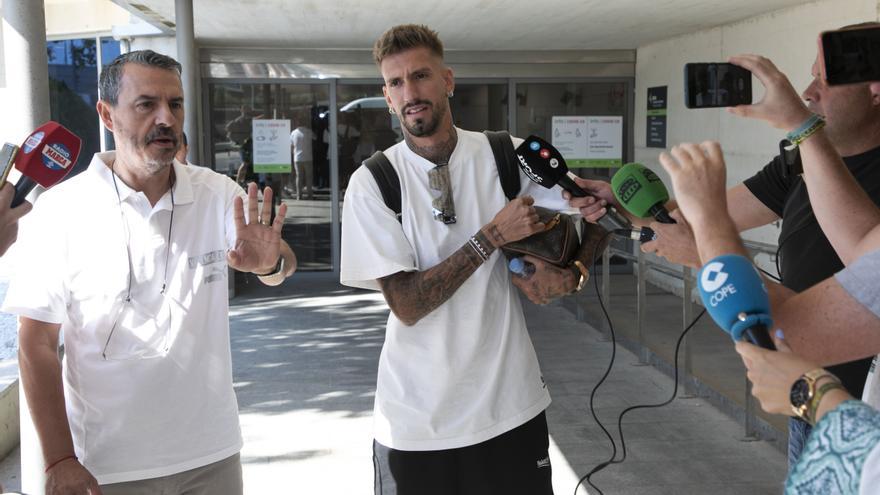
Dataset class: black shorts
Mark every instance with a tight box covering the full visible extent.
[373,411,553,495]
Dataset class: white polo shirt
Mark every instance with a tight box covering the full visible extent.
[3,152,244,484]
[340,128,571,451]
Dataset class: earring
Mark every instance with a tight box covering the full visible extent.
[448,90,454,98]
[388,107,395,114]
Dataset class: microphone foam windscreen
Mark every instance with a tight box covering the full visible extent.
[611,163,670,218]
[697,254,773,342]
[16,121,82,188]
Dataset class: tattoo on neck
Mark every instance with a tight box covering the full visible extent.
[405,128,458,165]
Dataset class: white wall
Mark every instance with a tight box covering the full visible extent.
[633,0,879,281]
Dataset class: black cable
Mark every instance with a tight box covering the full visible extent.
[572,230,618,495]
[573,232,707,495]
[773,222,813,284]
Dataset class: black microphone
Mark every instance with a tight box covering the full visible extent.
[515,135,632,232]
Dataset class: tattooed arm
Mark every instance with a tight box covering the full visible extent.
[379,196,543,326]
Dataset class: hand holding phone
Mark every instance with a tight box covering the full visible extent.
[821,25,880,85]
[725,55,813,131]
[0,144,18,190]
[684,63,752,108]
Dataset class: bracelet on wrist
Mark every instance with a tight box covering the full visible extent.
[784,113,825,150]
[806,379,846,426]
[568,260,589,293]
[45,454,77,473]
[469,230,497,262]
[254,255,283,277]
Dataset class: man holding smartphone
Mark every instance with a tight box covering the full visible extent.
[571,21,880,469]
[0,183,31,256]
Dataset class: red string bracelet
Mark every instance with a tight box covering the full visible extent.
[45,454,77,473]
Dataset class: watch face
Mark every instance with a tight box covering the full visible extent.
[790,378,811,407]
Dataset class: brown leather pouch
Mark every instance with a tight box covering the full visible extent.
[501,207,579,266]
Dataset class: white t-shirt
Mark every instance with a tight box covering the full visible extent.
[340,128,571,451]
[3,152,245,484]
[290,127,314,163]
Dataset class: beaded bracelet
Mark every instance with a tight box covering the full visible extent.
[468,235,490,262]
[784,113,826,150]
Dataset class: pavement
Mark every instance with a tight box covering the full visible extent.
[0,269,787,495]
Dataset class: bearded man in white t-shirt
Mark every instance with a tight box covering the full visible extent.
[340,24,601,495]
[4,50,297,495]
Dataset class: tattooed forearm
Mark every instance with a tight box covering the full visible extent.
[378,233,494,326]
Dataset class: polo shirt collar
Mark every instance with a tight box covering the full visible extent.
[89,151,195,208]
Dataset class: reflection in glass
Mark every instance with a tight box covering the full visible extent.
[47,37,121,180]
[207,83,332,271]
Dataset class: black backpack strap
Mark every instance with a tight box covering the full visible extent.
[484,130,520,201]
[363,151,402,222]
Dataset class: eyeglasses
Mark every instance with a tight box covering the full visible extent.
[428,164,456,224]
[101,165,175,361]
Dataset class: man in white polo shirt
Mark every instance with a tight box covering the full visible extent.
[341,25,599,495]
[3,50,296,495]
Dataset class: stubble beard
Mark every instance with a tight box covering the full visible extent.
[402,100,447,138]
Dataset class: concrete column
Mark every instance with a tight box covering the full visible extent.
[3,4,50,492]
[3,0,51,137]
[175,0,199,164]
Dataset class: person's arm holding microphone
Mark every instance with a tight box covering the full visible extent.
[565,163,778,269]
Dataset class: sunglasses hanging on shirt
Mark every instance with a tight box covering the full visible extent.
[428,163,456,224]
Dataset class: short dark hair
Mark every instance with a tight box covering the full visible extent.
[181,131,188,146]
[373,24,444,66]
[99,50,182,105]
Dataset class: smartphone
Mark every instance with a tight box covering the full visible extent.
[0,144,18,187]
[821,25,880,85]
[684,63,752,108]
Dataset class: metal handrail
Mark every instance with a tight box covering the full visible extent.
[599,240,778,439]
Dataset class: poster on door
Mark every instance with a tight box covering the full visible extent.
[551,115,623,168]
[252,119,292,173]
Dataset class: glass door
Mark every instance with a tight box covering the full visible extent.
[207,82,333,271]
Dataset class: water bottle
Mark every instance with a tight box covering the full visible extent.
[508,257,536,279]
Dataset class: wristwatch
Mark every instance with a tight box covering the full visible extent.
[568,260,589,294]
[790,368,838,424]
[256,255,286,285]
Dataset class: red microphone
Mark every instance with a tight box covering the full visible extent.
[11,121,82,207]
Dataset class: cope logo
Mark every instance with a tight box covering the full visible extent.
[615,176,642,204]
[41,143,72,171]
[700,261,728,292]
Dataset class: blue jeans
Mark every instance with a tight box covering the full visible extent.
[788,417,812,472]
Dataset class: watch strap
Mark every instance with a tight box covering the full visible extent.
[806,379,845,426]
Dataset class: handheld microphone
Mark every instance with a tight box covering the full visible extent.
[11,122,82,207]
[515,135,632,232]
[611,163,675,224]
[697,254,776,350]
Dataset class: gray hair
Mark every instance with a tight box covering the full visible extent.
[99,50,182,105]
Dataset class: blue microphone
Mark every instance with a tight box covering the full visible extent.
[697,254,776,350]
